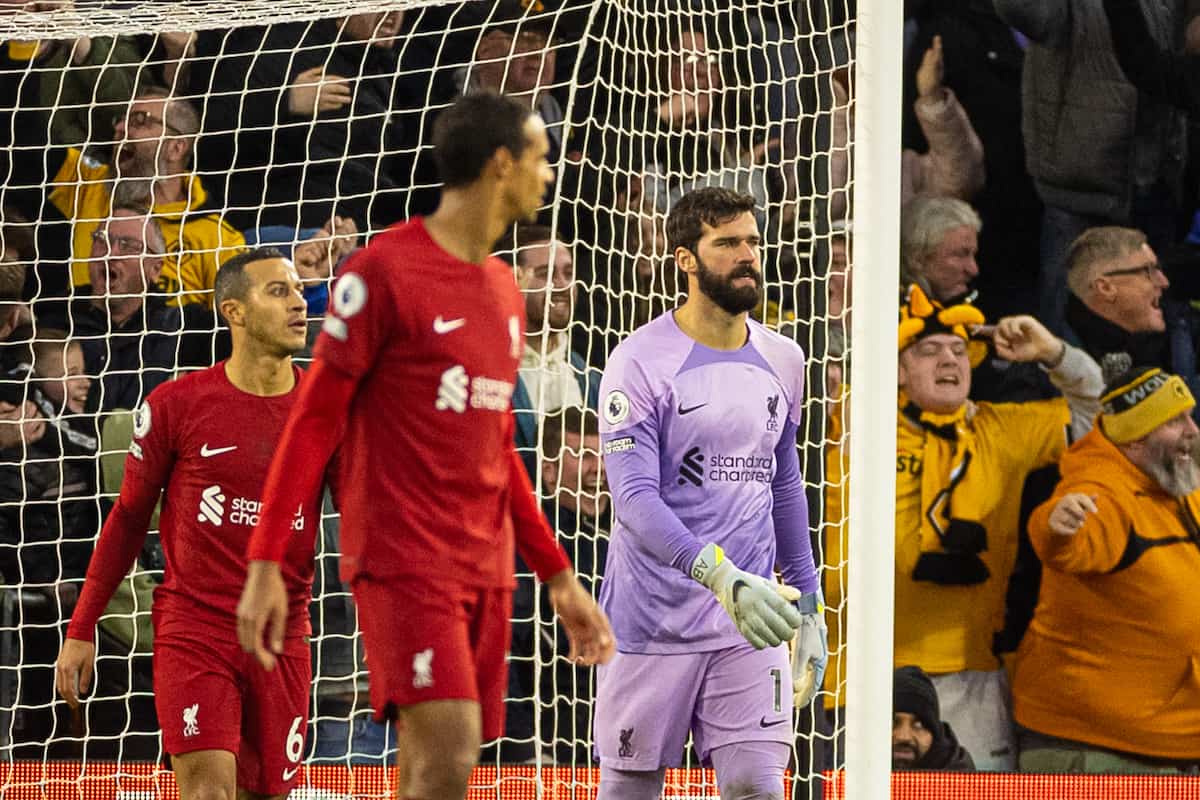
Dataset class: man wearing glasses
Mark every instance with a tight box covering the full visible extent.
[0,52,245,308]
[1064,226,1200,405]
[42,205,210,413]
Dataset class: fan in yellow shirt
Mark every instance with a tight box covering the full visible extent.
[0,47,244,307]
[890,286,1101,771]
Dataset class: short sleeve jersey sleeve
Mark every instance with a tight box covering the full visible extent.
[314,246,402,378]
[125,382,178,492]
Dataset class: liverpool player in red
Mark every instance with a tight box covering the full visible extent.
[237,92,614,799]
[56,248,320,799]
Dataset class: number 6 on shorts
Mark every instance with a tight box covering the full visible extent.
[286,715,304,764]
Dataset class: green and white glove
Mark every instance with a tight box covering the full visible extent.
[690,543,804,649]
[790,590,828,707]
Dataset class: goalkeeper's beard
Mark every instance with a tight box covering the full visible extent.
[694,254,762,316]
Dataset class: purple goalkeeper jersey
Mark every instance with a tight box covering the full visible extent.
[598,311,818,654]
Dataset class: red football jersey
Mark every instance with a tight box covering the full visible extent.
[117,364,317,636]
[313,217,525,588]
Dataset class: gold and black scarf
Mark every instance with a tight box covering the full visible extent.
[902,401,991,586]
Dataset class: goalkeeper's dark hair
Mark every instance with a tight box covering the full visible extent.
[540,406,600,459]
[666,187,757,256]
[433,92,533,188]
[214,247,287,321]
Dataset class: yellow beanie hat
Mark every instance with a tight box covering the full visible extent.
[1100,367,1195,444]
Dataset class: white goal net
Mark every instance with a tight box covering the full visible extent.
[0,0,859,796]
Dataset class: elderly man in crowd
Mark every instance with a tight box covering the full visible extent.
[900,195,982,306]
[44,206,212,412]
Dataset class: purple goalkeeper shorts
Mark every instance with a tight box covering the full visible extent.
[594,642,793,769]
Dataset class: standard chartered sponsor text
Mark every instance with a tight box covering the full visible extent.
[229,496,305,530]
[709,452,773,484]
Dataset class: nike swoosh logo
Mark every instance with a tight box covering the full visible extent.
[282,765,299,781]
[200,444,237,457]
[677,403,707,416]
[759,716,787,728]
[433,315,466,334]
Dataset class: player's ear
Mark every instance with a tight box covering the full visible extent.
[674,245,696,275]
[490,145,515,180]
[219,297,244,328]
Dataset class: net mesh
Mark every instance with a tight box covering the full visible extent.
[0,2,446,39]
[0,0,853,793]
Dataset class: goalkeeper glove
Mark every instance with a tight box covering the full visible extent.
[690,543,803,649]
[790,590,828,707]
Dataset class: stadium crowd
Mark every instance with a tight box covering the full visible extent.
[0,0,1197,786]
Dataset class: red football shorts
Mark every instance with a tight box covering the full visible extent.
[352,575,511,741]
[153,616,311,795]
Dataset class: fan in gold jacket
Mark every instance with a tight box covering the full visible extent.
[1015,365,1200,764]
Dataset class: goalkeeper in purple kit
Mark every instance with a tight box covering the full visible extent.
[594,187,826,799]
